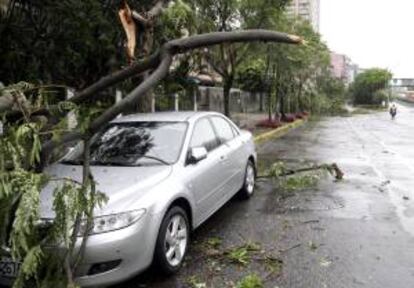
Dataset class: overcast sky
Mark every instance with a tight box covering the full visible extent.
[320,0,413,78]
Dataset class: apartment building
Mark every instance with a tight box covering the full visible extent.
[286,0,320,32]
[330,52,359,85]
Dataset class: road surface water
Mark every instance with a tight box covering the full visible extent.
[96,103,414,287]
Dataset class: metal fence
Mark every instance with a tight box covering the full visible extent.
[154,86,265,114]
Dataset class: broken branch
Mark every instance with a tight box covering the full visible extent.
[41,29,302,155]
[259,162,344,181]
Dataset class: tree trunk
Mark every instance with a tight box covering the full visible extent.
[259,92,264,112]
[135,74,153,112]
[223,78,232,117]
[274,67,282,121]
[267,89,272,122]
[136,27,155,113]
[279,85,286,119]
[297,82,303,112]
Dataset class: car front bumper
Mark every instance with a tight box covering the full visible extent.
[74,212,162,287]
[0,212,162,288]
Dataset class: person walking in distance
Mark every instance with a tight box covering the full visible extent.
[389,104,397,120]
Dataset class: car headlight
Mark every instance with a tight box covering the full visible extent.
[78,209,146,236]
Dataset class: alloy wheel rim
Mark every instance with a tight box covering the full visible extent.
[164,214,188,267]
[246,164,255,194]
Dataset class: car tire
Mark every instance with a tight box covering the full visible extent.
[154,206,190,275]
[238,159,256,200]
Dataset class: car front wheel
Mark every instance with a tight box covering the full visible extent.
[238,160,256,200]
[154,206,189,275]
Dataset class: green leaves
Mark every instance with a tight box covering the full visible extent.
[268,161,287,178]
[10,170,45,258]
[226,242,261,266]
[160,0,194,39]
[351,68,393,105]
[76,104,106,133]
[0,1,122,88]
[264,161,343,192]
[13,246,43,288]
[0,82,109,287]
[236,274,264,288]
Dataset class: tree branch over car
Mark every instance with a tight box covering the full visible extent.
[37,29,302,157]
[0,20,301,288]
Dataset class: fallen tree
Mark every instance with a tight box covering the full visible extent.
[259,162,344,180]
[257,161,344,194]
[0,29,302,287]
[39,30,302,158]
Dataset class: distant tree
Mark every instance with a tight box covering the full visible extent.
[191,0,290,117]
[350,68,392,105]
[237,58,268,92]
[264,15,332,119]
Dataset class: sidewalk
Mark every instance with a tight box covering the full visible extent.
[231,112,268,130]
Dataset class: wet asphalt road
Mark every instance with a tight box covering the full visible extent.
[119,103,414,288]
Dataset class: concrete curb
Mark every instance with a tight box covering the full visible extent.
[254,119,306,144]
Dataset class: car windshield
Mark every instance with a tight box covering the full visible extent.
[61,121,187,166]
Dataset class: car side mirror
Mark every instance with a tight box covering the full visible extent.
[188,147,208,164]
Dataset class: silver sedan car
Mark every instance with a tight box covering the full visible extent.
[4,112,257,287]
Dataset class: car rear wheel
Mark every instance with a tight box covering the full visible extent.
[154,206,189,275]
[238,160,256,200]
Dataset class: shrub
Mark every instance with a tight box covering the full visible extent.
[350,68,392,105]
[295,111,309,119]
[281,113,296,123]
[256,119,282,128]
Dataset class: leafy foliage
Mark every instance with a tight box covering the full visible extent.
[226,242,261,266]
[237,274,264,288]
[266,161,343,192]
[0,83,107,287]
[236,13,347,117]
[158,0,194,40]
[0,0,123,88]
[350,68,392,105]
[238,59,268,92]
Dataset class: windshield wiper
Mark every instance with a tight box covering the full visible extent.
[62,157,170,166]
[139,155,171,165]
[90,160,140,167]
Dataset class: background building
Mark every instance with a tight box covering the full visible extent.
[330,52,359,85]
[286,0,320,32]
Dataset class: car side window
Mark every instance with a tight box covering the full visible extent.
[190,118,219,152]
[210,117,235,144]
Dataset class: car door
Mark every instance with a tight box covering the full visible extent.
[185,117,229,225]
[210,116,245,198]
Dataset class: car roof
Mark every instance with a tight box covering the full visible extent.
[111,111,225,124]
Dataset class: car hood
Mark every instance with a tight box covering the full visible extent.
[40,164,173,218]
